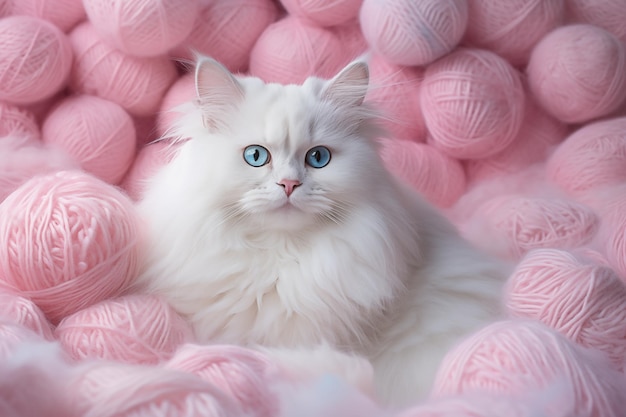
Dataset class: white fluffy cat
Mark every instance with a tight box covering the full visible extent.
[136,57,509,407]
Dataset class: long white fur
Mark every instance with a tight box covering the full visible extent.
[137,57,510,407]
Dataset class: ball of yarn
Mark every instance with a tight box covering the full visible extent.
[360,0,468,66]
[249,16,345,84]
[466,93,568,183]
[0,16,73,105]
[527,24,626,124]
[280,0,362,27]
[432,320,626,417]
[0,170,141,324]
[566,0,626,43]
[83,0,199,57]
[10,0,86,32]
[0,102,40,139]
[464,196,599,260]
[42,94,137,185]
[69,361,244,417]
[379,139,466,208]
[69,22,178,117]
[421,48,525,159]
[504,248,626,371]
[0,135,78,203]
[172,0,278,72]
[0,290,54,340]
[156,74,195,138]
[365,53,426,142]
[120,141,178,201]
[166,344,279,417]
[332,22,369,64]
[55,294,194,365]
[546,117,626,197]
[463,0,565,66]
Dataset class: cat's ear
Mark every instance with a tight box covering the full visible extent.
[321,61,369,107]
[195,56,244,130]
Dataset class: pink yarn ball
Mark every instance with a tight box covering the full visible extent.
[83,0,199,57]
[70,361,243,417]
[466,93,568,183]
[280,0,362,27]
[172,0,278,72]
[0,16,73,105]
[69,22,178,117]
[156,74,195,138]
[0,290,54,340]
[588,189,626,281]
[464,196,599,261]
[546,117,626,198]
[249,16,345,84]
[42,94,137,185]
[527,24,626,124]
[463,0,565,66]
[365,54,426,142]
[55,294,194,365]
[360,0,468,66]
[566,0,626,43]
[332,22,369,64]
[10,0,86,32]
[0,170,141,324]
[421,48,525,159]
[432,320,626,417]
[166,344,279,417]
[504,248,626,371]
[120,142,178,201]
[0,102,40,139]
[379,139,466,208]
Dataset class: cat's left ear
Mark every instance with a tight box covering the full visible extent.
[195,56,244,130]
[321,60,369,107]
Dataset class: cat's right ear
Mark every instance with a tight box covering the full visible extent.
[195,56,244,130]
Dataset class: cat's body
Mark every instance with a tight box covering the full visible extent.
[136,58,509,406]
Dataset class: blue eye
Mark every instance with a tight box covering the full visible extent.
[243,145,271,167]
[305,146,331,168]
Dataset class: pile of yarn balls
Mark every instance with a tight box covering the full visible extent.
[1,0,626,415]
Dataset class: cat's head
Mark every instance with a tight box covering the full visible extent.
[172,57,391,231]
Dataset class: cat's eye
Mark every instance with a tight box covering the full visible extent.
[305,146,331,168]
[243,145,271,167]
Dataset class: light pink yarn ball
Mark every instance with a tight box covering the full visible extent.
[588,189,626,281]
[120,142,178,201]
[332,22,369,64]
[0,102,40,139]
[83,0,199,57]
[166,344,279,417]
[55,294,194,365]
[421,48,525,159]
[504,248,626,371]
[365,54,426,142]
[360,0,468,66]
[70,361,244,417]
[432,320,626,417]
[280,0,362,27]
[527,24,626,124]
[42,94,137,185]
[0,290,54,341]
[249,16,345,84]
[466,93,568,183]
[379,139,466,208]
[546,117,626,198]
[0,16,73,105]
[0,170,141,324]
[566,0,626,43]
[69,22,177,117]
[172,0,278,72]
[463,0,565,66]
[466,196,599,260]
[10,0,86,32]
[156,74,195,138]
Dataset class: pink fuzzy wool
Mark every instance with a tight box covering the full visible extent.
[0,290,54,341]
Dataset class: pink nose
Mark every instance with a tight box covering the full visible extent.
[277,179,301,197]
